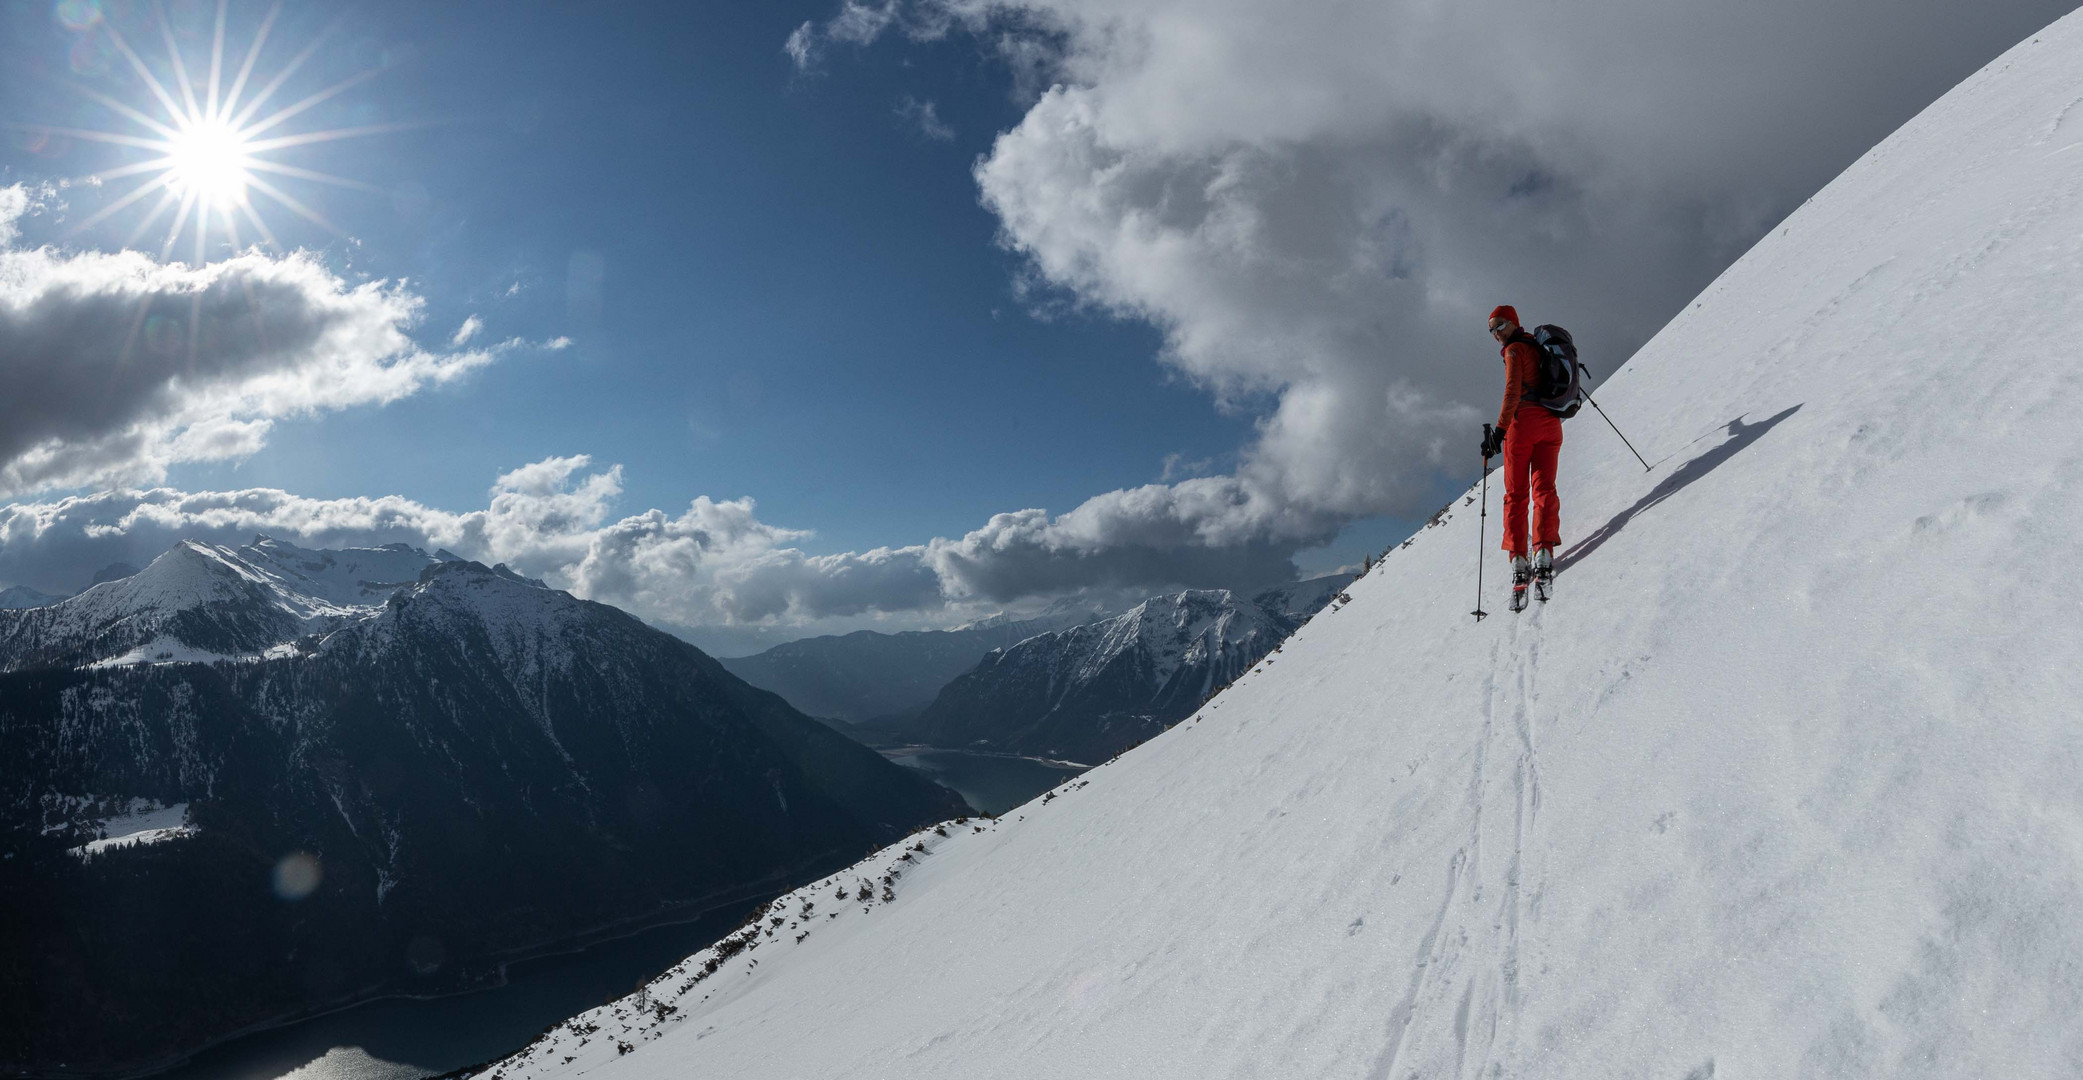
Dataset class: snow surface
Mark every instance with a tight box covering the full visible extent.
[66,799,195,858]
[477,16,2083,1079]
[237,534,448,608]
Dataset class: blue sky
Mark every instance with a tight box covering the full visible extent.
[0,0,2068,651]
[4,0,1257,546]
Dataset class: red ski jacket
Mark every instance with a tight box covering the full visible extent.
[1496,334,1541,433]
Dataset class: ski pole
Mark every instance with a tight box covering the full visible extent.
[1578,364,1650,472]
[1472,425,1491,622]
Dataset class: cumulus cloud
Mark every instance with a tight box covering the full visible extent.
[0,187,499,496]
[783,0,2075,580]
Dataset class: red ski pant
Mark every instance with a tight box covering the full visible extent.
[1500,405,1563,557]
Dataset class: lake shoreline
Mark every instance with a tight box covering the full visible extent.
[880,746,1093,818]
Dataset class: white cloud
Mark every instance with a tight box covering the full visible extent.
[0,187,32,246]
[785,21,819,68]
[0,186,498,496]
[787,0,961,69]
[450,314,484,347]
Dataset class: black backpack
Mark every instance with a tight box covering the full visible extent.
[1524,325,1584,419]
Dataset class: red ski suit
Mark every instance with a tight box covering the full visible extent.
[1496,336,1562,556]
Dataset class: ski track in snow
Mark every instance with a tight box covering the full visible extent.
[467,12,2083,1080]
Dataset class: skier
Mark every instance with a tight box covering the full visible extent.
[1480,305,1563,611]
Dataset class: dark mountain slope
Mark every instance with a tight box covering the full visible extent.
[0,557,966,1077]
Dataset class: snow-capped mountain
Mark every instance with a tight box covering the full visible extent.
[0,545,966,1076]
[456,13,2083,1078]
[718,601,1108,724]
[0,536,448,671]
[899,577,1350,763]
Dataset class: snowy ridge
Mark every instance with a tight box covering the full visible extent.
[1055,588,1282,691]
[236,534,448,608]
[475,12,2083,1078]
[0,536,452,670]
[340,561,583,674]
[0,536,453,670]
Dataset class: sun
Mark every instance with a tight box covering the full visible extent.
[166,117,254,207]
[14,0,401,263]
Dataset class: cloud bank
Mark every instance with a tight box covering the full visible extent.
[0,456,1308,644]
[0,187,498,495]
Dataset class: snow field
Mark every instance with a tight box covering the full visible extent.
[477,11,2083,1079]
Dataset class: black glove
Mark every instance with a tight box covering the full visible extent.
[1481,427,1504,459]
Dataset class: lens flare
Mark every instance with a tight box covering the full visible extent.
[272,851,322,900]
[15,0,405,263]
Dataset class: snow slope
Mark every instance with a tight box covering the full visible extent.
[475,14,2083,1079]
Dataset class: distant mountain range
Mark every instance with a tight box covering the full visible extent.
[880,576,1352,763]
[717,599,1107,723]
[0,537,965,1077]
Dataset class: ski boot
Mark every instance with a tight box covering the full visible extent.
[1509,554,1531,613]
[1532,546,1554,603]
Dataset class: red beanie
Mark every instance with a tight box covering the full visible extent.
[1489,305,1519,326]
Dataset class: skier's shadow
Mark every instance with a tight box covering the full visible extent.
[1556,403,1802,575]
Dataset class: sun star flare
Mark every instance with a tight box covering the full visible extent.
[21,0,404,264]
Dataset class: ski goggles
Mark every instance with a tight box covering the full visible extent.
[1488,318,1514,333]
